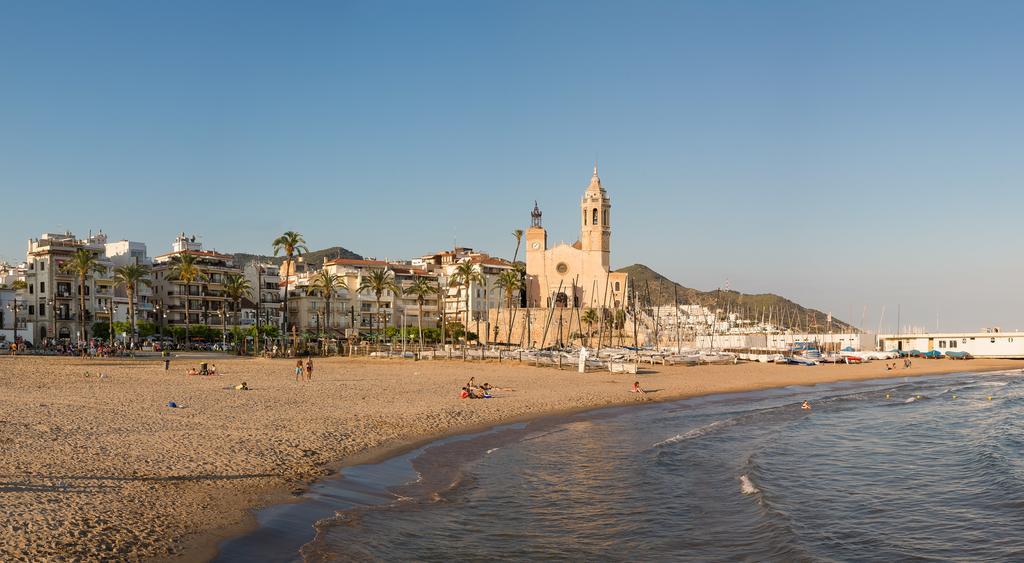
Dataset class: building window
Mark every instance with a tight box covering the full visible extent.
[556,262,568,274]
[614,281,620,291]
[604,209,609,225]
[28,284,33,294]
[938,341,946,348]
[950,341,957,348]
[991,338,996,344]
[28,305,34,315]
[39,282,45,293]
[583,209,587,225]
[592,208,598,225]
[40,262,44,271]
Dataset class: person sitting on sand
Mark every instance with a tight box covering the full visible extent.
[801,400,811,410]
[208,364,218,376]
[631,381,646,394]
[460,387,470,399]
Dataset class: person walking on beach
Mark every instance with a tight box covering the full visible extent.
[162,350,170,371]
[305,357,313,381]
[295,360,303,382]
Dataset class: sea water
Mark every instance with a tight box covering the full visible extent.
[217,369,1024,561]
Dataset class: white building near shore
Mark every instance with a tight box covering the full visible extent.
[878,331,1024,359]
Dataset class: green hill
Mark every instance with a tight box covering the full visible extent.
[616,264,855,332]
[232,246,363,269]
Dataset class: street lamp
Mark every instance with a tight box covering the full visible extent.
[216,308,226,347]
[154,303,163,339]
[104,302,116,347]
[6,298,25,354]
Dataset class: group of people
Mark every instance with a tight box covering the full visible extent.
[459,376,504,399]
[886,358,913,371]
[294,358,314,381]
[185,363,218,376]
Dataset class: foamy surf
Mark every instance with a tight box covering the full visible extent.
[486,448,500,454]
[739,475,759,495]
[653,420,728,448]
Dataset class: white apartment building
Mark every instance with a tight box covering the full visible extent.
[152,233,245,336]
[22,231,112,343]
[102,239,154,327]
[243,262,283,330]
[415,248,515,335]
[284,258,441,339]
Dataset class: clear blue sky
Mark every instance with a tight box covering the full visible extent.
[2,0,1021,332]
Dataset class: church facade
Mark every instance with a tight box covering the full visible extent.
[525,165,629,310]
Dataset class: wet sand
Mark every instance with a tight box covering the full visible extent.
[0,354,1017,561]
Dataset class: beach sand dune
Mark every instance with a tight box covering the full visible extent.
[0,354,1017,561]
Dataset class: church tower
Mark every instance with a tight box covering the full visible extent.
[580,162,611,269]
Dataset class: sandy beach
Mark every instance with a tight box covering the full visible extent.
[0,354,1019,561]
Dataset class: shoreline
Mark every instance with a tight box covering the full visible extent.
[0,355,1019,562]
[197,359,1023,562]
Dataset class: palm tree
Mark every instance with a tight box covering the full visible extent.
[448,261,483,345]
[112,263,152,349]
[581,308,599,347]
[493,270,521,346]
[307,269,347,345]
[60,248,106,343]
[357,268,401,345]
[168,253,207,349]
[272,231,308,337]
[405,276,438,351]
[511,229,524,263]
[223,273,252,350]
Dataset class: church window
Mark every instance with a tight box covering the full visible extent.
[556,262,569,275]
[583,209,588,225]
[614,281,620,291]
[604,209,609,225]
[592,208,599,225]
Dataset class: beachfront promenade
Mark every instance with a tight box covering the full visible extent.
[1,355,1019,560]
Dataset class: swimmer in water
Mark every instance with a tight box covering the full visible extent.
[801,400,811,410]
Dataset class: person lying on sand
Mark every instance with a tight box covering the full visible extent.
[235,382,249,391]
[460,387,470,399]
[186,368,199,376]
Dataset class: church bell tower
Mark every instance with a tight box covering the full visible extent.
[580,163,611,268]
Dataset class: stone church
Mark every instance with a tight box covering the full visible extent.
[525,164,629,310]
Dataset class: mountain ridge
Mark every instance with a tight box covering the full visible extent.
[616,263,855,332]
[232,246,363,269]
